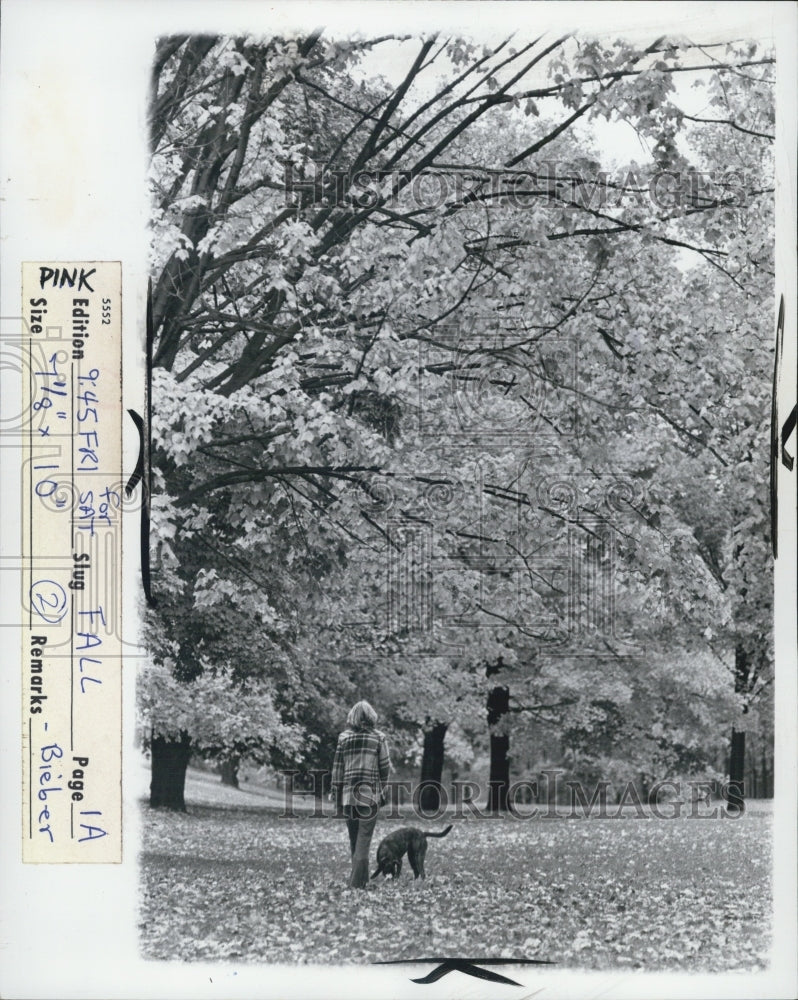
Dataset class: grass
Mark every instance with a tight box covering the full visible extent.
[139,771,772,970]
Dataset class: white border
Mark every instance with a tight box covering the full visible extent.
[1,2,795,998]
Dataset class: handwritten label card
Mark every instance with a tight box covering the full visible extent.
[21,262,123,863]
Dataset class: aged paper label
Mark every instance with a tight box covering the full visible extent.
[21,262,123,863]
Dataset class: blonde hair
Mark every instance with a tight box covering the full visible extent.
[347,700,377,729]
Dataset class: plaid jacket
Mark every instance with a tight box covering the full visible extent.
[331,726,392,806]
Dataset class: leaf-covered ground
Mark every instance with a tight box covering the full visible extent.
[139,784,772,970]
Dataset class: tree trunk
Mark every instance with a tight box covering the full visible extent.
[309,769,328,799]
[488,728,510,812]
[486,657,510,813]
[761,743,772,798]
[150,733,192,810]
[727,643,750,812]
[220,755,240,788]
[419,722,448,813]
[728,728,746,813]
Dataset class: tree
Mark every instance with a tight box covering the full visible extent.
[139,661,305,810]
[418,721,449,813]
[143,30,775,808]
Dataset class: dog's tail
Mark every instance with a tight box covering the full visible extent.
[424,824,453,839]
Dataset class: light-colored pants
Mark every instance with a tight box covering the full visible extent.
[345,804,379,888]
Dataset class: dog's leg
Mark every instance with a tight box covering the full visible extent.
[417,840,427,879]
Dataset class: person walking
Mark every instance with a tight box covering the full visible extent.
[330,700,392,888]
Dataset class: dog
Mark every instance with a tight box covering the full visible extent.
[371,824,453,880]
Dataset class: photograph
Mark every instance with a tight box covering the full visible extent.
[141,11,775,971]
[1,3,796,999]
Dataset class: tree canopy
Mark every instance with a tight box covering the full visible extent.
[140,29,775,803]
